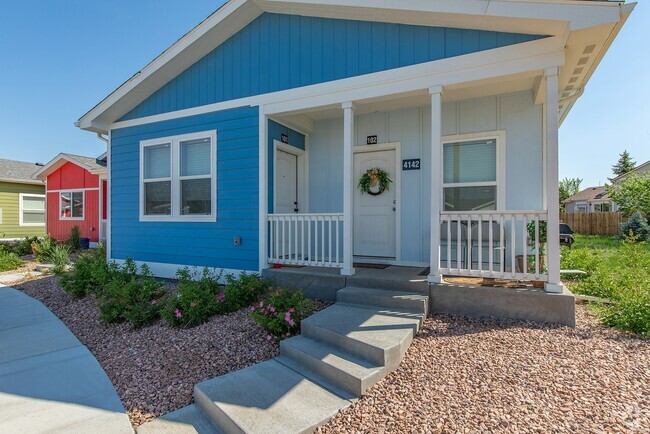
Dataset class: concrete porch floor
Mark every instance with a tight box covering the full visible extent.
[262,265,576,327]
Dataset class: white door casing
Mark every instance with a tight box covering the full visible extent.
[353,145,399,259]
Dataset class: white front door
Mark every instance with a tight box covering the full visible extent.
[275,149,298,258]
[275,149,298,214]
[354,149,397,258]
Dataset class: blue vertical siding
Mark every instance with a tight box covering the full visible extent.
[110,106,260,271]
[267,120,305,213]
[120,13,546,121]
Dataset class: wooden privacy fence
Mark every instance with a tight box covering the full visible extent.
[560,212,624,236]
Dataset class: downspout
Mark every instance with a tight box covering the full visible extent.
[96,133,109,144]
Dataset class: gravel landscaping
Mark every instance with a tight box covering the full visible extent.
[11,274,329,427]
[318,305,649,433]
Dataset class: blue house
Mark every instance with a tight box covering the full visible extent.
[77,0,633,300]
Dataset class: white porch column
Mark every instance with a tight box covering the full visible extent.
[544,67,564,293]
[428,86,444,284]
[259,108,269,273]
[342,102,356,276]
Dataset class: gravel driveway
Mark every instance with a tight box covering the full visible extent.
[319,305,649,433]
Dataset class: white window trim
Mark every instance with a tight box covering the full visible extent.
[59,190,85,221]
[441,130,506,211]
[19,193,46,227]
[139,130,217,222]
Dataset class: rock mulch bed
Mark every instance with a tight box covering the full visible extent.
[14,275,330,427]
[319,304,649,433]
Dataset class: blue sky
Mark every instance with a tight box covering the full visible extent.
[0,1,646,188]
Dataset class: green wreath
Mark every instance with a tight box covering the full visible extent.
[358,167,392,196]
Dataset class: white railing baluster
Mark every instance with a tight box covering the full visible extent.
[488,214,494,276]
[535,216,540,279]
[522,215,528,280]
[477,214,483,272]
[510,215,516,279]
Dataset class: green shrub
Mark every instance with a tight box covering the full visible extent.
[98,259,166,327]
[620,212,650,241]
[222,272,270,312]
[560,247,614,299]
[250,288,314,341]
[32,237,57,263]
[67,226,81,251]
[2,237,38,257]
[0,250,23,272]
[49,244,71,275]
[59,247,111,298]
[163,267,222,327]
[600,234,650,336]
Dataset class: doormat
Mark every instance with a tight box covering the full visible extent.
[354,263,390,269]
[418,267,430,276]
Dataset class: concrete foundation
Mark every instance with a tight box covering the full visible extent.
[263,266,576,327]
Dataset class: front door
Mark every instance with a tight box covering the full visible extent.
[354,149,397,258]
[275,149,298,259]
[275,149,298,214]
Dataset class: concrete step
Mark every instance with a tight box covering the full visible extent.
[300,304,423,368]
[137,404,221,434]
[194,359,352,434]
[279,335,384,397]
[337,286,429,315]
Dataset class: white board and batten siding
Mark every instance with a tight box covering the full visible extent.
[308,90,543,265]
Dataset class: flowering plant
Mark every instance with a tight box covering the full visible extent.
[163,267,223,327]
[250,288,314,342]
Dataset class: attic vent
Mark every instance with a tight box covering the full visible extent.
[595,192,607,199]
[577,57,589,66]
[566,85,574,91]
[569,76,579,84]
[562,92,570,98]
[583,44,596,55]
[573,67,584,75]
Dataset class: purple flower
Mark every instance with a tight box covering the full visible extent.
[269,306,276,313]
[288,319,295,327]
[286,333,290,337]
[250,305,255,311]
[190,302,197,308]
[266,335,272,341]
[216,294,225,303]
[174,309,182,318]
[289,308,295,313]
[259,301,264,308]
[151,300,156,305]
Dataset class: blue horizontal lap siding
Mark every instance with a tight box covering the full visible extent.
[120,13,546,121]
[110,106,260,271]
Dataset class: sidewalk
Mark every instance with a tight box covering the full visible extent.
[0,284,132,433]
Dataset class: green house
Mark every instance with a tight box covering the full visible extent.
[0,159,46,240]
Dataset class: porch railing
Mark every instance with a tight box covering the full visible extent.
[439,211,548,282]
[268,213,344,268]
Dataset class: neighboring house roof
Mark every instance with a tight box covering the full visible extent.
[35,153,107,180]
[564,186,611,204]
[75,0,635,134]
[0,158,44,185]
[610,160,650,183]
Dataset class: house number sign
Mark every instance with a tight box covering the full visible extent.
[402,159,421,170]
[366,135,378,145]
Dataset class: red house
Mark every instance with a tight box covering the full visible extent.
[36,153,107,246]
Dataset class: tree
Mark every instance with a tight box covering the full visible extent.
[559,177,582,211]
[607,174,650,218]
[612,150,636,177]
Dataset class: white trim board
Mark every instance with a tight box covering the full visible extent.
[110,258,250,281]
[47,187,99,193]
[77,0,629,132]
[109,36,565,132]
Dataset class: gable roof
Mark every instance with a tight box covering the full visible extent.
[0,158,44,185]
[76,0,635,134]
[610,159,650,183]
[564,186,611,204]
[35,153,107,180]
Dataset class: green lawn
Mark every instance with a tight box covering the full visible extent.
[561,234,650,335]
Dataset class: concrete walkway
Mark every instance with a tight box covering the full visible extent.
[0,284,133,433]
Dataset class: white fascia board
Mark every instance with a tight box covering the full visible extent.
[77,0,262,132]
[110,36,564,130]
[34,154,93,180]
[81,0,628,134]
[0,178,43,186]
